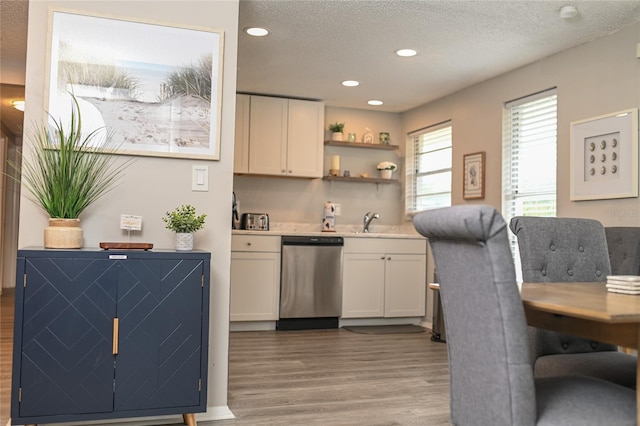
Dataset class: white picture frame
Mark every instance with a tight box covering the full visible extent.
[46,9,224,160]
[570,108,638,201]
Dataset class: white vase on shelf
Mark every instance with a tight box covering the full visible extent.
[380,169,393,179]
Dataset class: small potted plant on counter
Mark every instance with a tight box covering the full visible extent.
[163,204,207,250]
[376,161,397,179]
[329,122,345,141]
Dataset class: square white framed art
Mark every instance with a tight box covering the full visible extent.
[570,108,638,201]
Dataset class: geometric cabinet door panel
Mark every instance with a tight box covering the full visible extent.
[11,249,211,425]
[16,257,118,418]
[115,258,205,411]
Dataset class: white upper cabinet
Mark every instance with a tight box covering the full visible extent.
[235,95,324,178]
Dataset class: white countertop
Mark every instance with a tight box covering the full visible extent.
[232,223,425,239]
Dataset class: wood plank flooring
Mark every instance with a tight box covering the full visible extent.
[1,291,451,426]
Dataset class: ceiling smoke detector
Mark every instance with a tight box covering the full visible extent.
[560,5,579,20]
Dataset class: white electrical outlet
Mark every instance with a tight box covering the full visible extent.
[120,215,142,231]
[334,204,341,216]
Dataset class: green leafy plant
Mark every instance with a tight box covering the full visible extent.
[163,204,207,233]
[329,122,345,133]
[12,95,131,219]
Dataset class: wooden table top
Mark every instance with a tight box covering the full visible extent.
[521,282,640,323]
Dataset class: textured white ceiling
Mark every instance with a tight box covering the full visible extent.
[1,0,639,136]
[238,0,640,112]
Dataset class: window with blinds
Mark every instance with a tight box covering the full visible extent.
[502,89,557,271]
[405,122,452,216]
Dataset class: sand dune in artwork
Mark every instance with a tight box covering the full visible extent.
[83,94,211,150]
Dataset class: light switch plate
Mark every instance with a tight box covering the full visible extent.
[192,165,209,191]
[334,204,341,216]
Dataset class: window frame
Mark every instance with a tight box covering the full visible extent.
[405,121,452,217]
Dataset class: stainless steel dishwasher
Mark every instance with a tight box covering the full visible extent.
[277,235,343,330]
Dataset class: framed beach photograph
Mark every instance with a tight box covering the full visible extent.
[463,152,485,200]
[570,109,638,200]
[46,10,224,160]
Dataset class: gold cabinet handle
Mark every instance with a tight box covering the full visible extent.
[113,318,119,355]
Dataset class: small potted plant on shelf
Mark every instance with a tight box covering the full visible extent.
[376,161,398,180]
[163,204,207,251]
[11,94,131,249]
[329,122,345,141]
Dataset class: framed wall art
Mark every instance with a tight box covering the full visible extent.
[46,9,224,160]
[570,108,638,201]
[463,151,485,200]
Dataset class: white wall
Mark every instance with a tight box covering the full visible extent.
[21,0,238,421]
[403,23,640,226]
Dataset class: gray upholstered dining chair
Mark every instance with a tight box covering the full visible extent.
[510,216,636,389]
[414,205,636,426]
[606,227,640,276]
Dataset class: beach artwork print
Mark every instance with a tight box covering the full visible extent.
[47,11,223,160]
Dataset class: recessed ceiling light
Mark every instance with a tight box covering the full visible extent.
[559,5,578,20]
[12,100,25,111]
[368,100,383,106]
[245,27,269,37]
[396,49,417,57]
[341,80,359,87]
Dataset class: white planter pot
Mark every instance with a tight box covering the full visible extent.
[332,132,343,141]
[175,233,194,251]
[380,169,393,179]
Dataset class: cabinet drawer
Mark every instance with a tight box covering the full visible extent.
[344,237,426,254]
[232,235,281,252]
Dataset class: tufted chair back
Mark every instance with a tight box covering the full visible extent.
[509,216,617,359]
[605,227,640,276]
[509,216,611,282]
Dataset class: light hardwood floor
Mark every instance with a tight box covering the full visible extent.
[1,291,451,426]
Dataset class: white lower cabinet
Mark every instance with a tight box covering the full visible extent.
[230,235,281,321]
[342,238,427,318]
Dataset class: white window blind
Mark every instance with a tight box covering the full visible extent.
[502,89,557,275]
[406,122,452,216]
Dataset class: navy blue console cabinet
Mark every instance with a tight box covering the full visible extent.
[11,249,211,425]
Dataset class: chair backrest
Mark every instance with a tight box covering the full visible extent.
[509,216,611,283]
[414,205,535,426]
[509,216,616,356]
[605,227,640,275]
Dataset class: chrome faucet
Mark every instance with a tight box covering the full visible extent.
[363,212,380,233]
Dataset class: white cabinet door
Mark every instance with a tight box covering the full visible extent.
[384,254,426,318]
[342,253,386,318]
[230,251,280,321]
[286,99,324,178]
[248,96,288,176]
[233,94,250,173]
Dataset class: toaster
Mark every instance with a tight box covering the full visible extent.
[241,213,270,231]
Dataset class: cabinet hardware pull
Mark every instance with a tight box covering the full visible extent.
[113,318,119,355]
[247,242,252,246]
[380,256,385,260]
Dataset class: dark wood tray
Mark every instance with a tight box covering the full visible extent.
[100,242,154,250]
